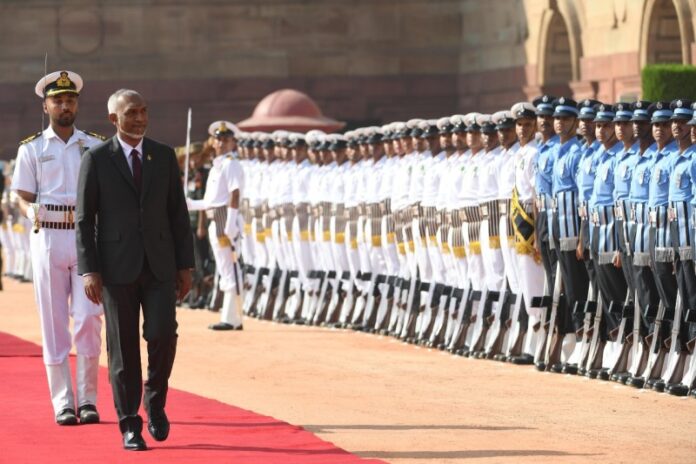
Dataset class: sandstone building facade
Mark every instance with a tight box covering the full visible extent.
[1,0,695,156]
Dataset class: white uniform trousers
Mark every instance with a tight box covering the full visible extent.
[250,217,268,269]
[208,221,243,327]
[0,222,14,275]
[479,221,505,292]
[380,217,400,277]
[30,228,102,414]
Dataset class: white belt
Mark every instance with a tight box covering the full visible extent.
[40,209,74,223]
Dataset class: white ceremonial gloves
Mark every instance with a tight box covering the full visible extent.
[25,203,43,222]
[225,207,241,240]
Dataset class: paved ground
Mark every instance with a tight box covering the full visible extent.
[3,278,696,463]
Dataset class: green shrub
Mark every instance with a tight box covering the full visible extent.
[642,64,696,101]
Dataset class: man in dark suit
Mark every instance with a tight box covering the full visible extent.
[76,89,193,451]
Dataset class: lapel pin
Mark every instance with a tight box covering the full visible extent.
[147,154,152,161]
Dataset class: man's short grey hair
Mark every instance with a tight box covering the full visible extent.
[107,89,143,114]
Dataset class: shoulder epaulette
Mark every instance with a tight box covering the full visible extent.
[19,131,42,145]
[81,130,107,141]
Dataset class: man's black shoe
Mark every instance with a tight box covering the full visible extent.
[123,430,147,451]
[56,408,78,425]
[148,411,170,442]
[78,404,100,424]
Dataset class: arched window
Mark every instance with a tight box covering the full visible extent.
[539,10,573,96]
[645,0,684,64]
[543,12,573,84]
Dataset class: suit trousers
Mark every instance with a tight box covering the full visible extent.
[102,259,177,434]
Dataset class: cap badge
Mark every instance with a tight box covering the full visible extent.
[678,100,683,108]
[657,102,663,109]
[542,96,548,103]
[56,71,72,88]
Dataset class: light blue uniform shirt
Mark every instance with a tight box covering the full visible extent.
[534,135,559,198]
[669,145,696,203]
[552,138,582,195]
[589,141,623,208]
[647,140,679,208]
[576,139,601,203]
[613,142,640,202]
[628,143,658,204]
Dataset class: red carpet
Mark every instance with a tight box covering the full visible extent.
[0,332,384,464]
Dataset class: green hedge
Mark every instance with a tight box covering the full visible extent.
[642,64,696,101]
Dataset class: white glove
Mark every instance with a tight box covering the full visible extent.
[224,207,240,240]
[25,203,42,222]
[186,197,207,212]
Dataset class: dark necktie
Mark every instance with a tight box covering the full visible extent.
[131,150,142,193]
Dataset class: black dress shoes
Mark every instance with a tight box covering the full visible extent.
[628,375,646,388]
[666,383,689,396]
[561,363,578,375]
[78,404,100,424]
[56,408,78,425]
[148,410,170,442]
[123,431,147,451]
[208,322,243,331]
[509,354,534,365]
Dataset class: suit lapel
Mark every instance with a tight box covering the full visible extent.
[140,138,154,201]
[109,136,138,194]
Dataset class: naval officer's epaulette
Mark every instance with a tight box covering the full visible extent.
[81,129,107,141]
[19,131,42,145]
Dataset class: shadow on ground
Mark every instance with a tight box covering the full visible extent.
[354,449,602,460]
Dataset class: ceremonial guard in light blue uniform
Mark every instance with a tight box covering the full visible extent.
[575,99,601,285]
[677,106,696,397]
[549,97,588,372]
[607,102,643,383]
[648,103,680,364]
[532,96,559,299]
[587,104,627,377]
[663,100,696,395]
[612,103,643,312]
[626,103,660,388]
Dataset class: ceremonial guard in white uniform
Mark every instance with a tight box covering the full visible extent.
[12,71,104,425]
[187,121,245,330]
[508,102,546,362]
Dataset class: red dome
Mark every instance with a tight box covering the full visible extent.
[238,89,345,133]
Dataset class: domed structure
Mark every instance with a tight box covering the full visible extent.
[238,89,345,133]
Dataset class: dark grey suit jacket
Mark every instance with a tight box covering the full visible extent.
[76,136,194,285]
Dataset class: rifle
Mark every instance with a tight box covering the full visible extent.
[633,301,668,388]
[623,290,649,382]
[671,309,696,395]
[584,292,606,378]
[469,288,500,357]
[573,284,597,375]
[503,292,527,361]
[428,285,452,348]
[417,282,443,343]
[543,262,564,370]
[531,277,552,368]
[656,291,687,391]
[373,275,395,333]
[447,282,482,355]
[31,53,48,234]
[182,107,192,197]
[606,292,634,379]
[442,286,463,349]
[485,278,516,359]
